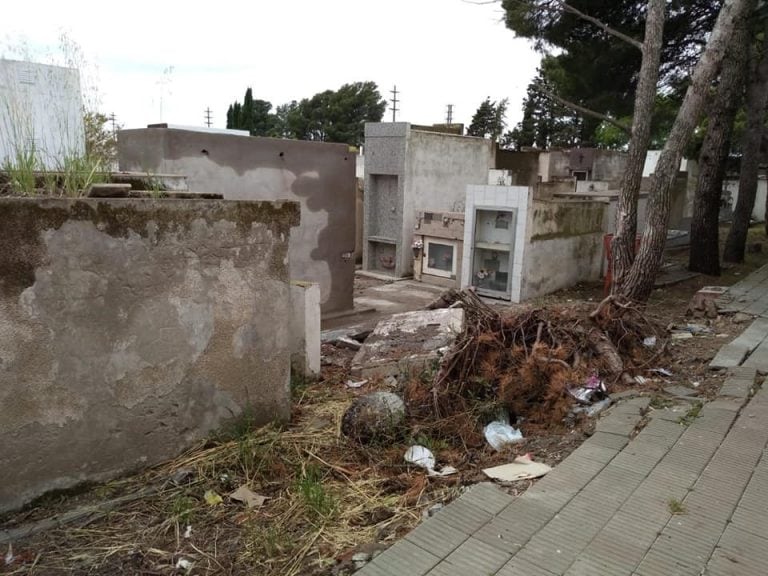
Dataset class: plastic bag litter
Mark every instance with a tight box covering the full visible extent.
[643,336,657,347]
[404,445,435,470]
[346,379,368,389]
[403,445,457,477]
[484,421,524,451]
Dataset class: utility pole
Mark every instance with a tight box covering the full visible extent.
[446,104,454,125]
[390,85,400,122]
[204,107,213,127]
[108,113,118,136]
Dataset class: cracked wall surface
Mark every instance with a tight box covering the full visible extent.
[0,197,298,512]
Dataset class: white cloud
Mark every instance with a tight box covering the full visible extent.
[1,0,540,131]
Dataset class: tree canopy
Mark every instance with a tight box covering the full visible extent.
[501,0,722,147]
[225,82,387,147]
[467,97,509,140]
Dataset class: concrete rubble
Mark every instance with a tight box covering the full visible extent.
[350,308,465,378]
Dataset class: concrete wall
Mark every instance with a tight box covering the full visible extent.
[522,199,605,300]
[592,150,627,181]
[724,177,767,221]
[0,197,299,513]
[118,128,355,314]
[290,282,321,377]
[494,149,540,186]
[0,60,85,169]
[363,123,493,277]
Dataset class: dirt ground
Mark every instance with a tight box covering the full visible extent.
[2,226,767,576]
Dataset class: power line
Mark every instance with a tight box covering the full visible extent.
[204,107,213,128]
[390,85,400,122]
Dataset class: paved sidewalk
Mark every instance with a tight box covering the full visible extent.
[357,267,768,576]
[712,263,768,371]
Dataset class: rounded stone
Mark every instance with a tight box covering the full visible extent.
[341,391,405,443]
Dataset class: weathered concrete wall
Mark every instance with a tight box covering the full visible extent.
[522,199,605,300]
[494,149,540,186]
[0,197,298,513]
[118,128,355,314]
[364,123,494,277]
[592,150,627,181]
[403,130,493,275]
[363,123,407,275]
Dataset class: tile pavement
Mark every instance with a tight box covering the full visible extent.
[358,266,768,576]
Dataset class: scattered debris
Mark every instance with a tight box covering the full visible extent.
[171,467,194,485]
[404,445,435,470]
[484,421,524,451]
[183,525,192,539]
[686,286,727,318]
[352,552,372,570]
[341,392,405,443]
[483,454,552,482]
[671,332,694,340]
[229,485,268,509]
[422,503,444,519]
[4,543,12,566]
[403,446,458,477]
[572,398,612,417]
[650,368,674,377]
[176,557,194,571]
[335,336,362,351]
[643,336,657,347]
[351,308,464,378]
[204,490,223,506]
[346,379,368,389]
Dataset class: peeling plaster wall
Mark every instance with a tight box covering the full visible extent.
[0,197,298,513]
[118,128,355,314]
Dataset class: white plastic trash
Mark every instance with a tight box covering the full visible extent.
[404,445,436,470]
[483,421,524,451]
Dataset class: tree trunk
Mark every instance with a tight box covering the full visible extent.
[620,0,756,302]
[611,0,666,295]
[723,20,768,263]
[689,21,750,275]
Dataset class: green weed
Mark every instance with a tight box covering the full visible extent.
[2,146,39,195]
[678,401,703,426]
[296,464,337,519]
[668,498,686,515]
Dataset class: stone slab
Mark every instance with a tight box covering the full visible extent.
[351,308,464,377]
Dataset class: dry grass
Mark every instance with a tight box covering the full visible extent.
[1,390,461,576]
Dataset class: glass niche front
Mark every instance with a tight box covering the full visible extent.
[471,208,516,298]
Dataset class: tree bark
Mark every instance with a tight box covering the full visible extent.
[688,20,750,275]
[611,0,666,295]
[723,19,768,263]
[620,0,756,302]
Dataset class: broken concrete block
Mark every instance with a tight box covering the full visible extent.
[350,308,465,378]
[341,392,405,443]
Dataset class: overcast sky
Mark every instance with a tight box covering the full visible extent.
[2,0,541,132]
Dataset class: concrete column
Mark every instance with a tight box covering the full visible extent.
[290,281,321,377]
